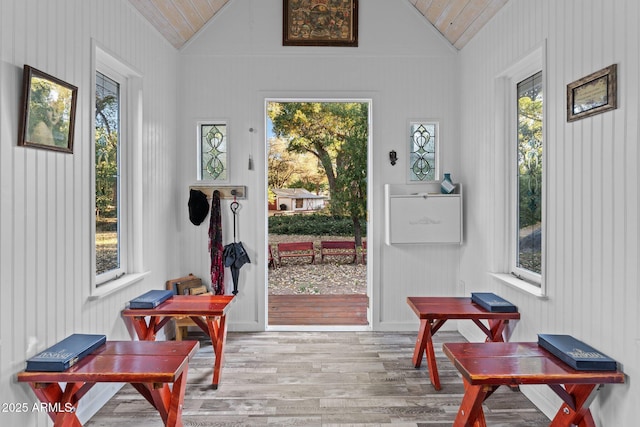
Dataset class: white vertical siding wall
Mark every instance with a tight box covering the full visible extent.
[177,0,462,331]
[0,1,179,425]
[458,0,638,424]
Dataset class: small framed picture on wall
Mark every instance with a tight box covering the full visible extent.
[567,64,617,122]
[18,65,78,153]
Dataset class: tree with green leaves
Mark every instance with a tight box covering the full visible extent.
[518,90,543,228]
[517,75,543,273]
[331,103,368,246]
[95,92,118,218]
[268,101,368,246]
[268,136,326,193]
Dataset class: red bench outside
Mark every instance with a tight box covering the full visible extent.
[277,242,315,265]
[361,240,367,264]
[320,240,357,263]
[268,244,276,268]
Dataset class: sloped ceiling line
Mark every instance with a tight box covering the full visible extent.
[129,0,506,50]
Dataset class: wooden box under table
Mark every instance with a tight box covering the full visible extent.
[166,274,208,340]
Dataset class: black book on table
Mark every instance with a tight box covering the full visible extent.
[129,289,174,309]
[538,334,617,371]
[26,334,106,372]
[471,292,517,312]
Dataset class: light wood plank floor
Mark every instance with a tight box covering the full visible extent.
[86,331,550,426]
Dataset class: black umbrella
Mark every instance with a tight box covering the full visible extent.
[223,200,250,295]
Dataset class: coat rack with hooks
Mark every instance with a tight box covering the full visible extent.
[189,185,247,200]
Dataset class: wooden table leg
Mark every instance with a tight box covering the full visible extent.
[412,319,429,368]
[29,382,84,427]
[189,314,227,388]
[206,315,228,389]
[549,384,598,427]
[166,367,188,427]
[423,321,441,390]
[471,319,508,343]
[191,316,227,389]
[453,380,491,427]
[486,319,508,342]
[131,369,188,427]
[129,315,158,341]
[412,318,447,390]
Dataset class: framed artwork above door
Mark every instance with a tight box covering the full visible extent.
[283,0,358,47]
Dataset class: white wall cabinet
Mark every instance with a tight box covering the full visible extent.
[384,183,463,245]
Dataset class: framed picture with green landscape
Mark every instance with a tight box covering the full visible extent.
[18,65,77,153]
[283,0,358,47]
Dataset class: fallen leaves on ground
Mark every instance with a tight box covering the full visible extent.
[268,261,366,295]
[268,234,366,295]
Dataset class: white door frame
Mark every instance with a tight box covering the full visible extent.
[264,97,373,331]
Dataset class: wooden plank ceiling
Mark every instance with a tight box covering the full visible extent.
[128,0,508,50]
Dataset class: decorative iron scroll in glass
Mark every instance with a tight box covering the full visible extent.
[199,123,228,181]
[409,122,438,182]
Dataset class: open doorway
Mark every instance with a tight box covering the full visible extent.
[265,99,371,330]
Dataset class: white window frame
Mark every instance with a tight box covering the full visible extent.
[493,43,547,297]
[90,41,146,298]
[95,66,127,284]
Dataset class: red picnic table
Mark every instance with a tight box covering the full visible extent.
[17,340,199,427]
[407,296,520,390]
[122,294,234,389]
[443,341,625,427]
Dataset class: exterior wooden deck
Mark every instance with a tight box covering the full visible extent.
[268,294,369,326]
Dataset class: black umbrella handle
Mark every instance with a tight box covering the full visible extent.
[230,201,239,242]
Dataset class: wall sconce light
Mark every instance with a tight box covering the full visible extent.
[389,150,398,166]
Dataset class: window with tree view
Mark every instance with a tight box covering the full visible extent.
[515,71,543,280]
[95,71,122,281]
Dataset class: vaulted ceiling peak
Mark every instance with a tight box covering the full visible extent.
[129,0,506,50]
